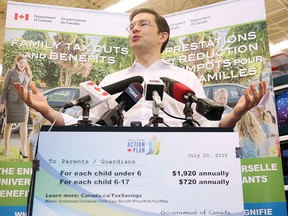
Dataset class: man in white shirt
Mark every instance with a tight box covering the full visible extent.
[14,8,266,128]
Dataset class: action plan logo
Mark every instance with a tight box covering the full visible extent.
[127,135,161,155]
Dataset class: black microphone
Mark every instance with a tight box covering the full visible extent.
[115,82,143,112]
[160,77,224,121]
[144,79,164,101]
[96,82,143,126]
[102,76,144,94]
[63,95,91,109]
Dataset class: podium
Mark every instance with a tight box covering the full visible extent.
[28,126,244,216]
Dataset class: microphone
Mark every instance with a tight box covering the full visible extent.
[63,81,111,109]
[96,82,143,126]
[102,76,144,94]
[160,77,197,104]
[152,91,163,109]
[144,79,164,110]
[63,76,144,109]
[63,95,92,109]
[144,79,164,101]
[160,77,224,121]
[115,82,143,112]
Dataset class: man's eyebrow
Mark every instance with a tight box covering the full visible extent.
[130,19,150,23]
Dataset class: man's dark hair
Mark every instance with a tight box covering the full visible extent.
[129,8,170,53]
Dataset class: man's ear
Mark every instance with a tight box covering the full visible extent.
[159,32,169,43]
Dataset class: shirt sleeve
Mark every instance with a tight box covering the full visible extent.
[61,113,79,126]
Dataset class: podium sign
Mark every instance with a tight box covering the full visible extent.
[30,127,244,216]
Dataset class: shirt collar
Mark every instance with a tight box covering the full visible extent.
[131,59,170,70]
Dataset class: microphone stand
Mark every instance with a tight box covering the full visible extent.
[145,92,169,127]
[182,99,199,127]
[77,102,92,126]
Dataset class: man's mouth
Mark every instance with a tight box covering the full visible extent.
[131,35,140,42]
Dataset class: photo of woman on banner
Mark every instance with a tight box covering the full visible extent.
[0,54,38,158]
[14,8,266,129]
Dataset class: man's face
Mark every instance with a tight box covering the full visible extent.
[128,13,161,53]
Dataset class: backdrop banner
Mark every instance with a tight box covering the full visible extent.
[0,0,286,215]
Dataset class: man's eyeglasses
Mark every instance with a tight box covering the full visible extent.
[126,20,154,32]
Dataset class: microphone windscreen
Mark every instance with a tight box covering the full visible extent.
[160,77,195,103]
[131,82,144,95]
[102,76,144,95]
[172,82,195,103]
[115,82,143,112]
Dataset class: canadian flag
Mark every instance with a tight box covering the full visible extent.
[14,13,29,21]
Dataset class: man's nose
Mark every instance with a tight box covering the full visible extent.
[131,25,140,33]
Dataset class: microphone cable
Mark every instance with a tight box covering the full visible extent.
[160,107,201,127]
[48,107,65,132]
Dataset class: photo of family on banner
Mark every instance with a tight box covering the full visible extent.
[0,0,286,215]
